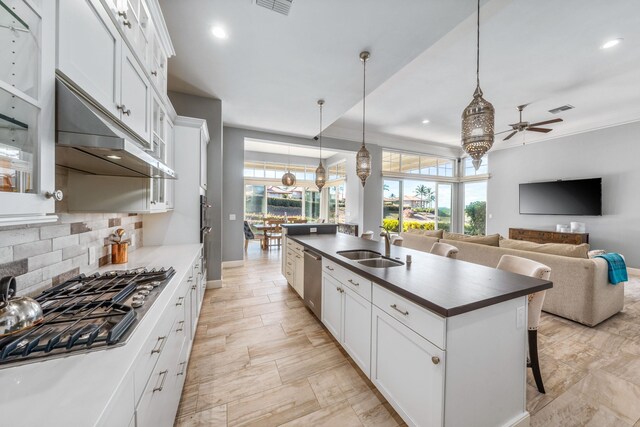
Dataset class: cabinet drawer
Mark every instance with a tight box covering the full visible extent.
[133,314,174,405]
[285,266,294,284]
[372,284,445,350]
[322,258,372,302]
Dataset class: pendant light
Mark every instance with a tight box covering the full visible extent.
[356,51,371,187]
[281,144,296,186]
[315,99,327,191]
[461,0,495,171]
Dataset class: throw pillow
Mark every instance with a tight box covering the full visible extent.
[443,232,500,246]
[500,239,590,259]
[423,229,444,238]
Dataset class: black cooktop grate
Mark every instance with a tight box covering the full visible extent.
[0,267,174,367]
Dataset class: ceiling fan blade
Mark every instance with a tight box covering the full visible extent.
[527,127,553,133]
[528,118,563,127]
[503,131,518,141]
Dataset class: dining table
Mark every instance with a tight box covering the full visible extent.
[254,224,278,249]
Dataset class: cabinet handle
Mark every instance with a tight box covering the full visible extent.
[151,336,166,354]
[45,190,64,201]
[432,356,441,365]
[348,279,359,286]
[151,70,158,76]
[117,10,128,19]
[287,262,292,266]
[390,304,409,316]
[325,266,334,271]
[296,255,301,259]
[117,104,131,116]
[336,287,344,293]
[177,361,187,376]
[191,285,197,290]
[117,12,132,29]
[176,321,185,332]
[153,370,169,392]
[176,296,185,306]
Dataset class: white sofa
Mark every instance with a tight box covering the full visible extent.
[400,230,624,326]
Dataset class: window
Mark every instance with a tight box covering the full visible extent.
[327,183,346,223]
[305,190,320,219]
[382,150,455,178]
[463,157,488,176]
[243,161,318,181]
[327,160,346,181]
[382,178,451,233]
[383,180,401,232]
[464,181,487,235]
[244,185,265,226]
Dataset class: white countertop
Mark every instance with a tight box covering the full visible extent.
[0,244,202,427]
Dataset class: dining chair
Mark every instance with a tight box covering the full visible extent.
[243,221,256,250]
[496,254,551,394]
[265,220,284,247]
[430,242,459,259]
[391,235,404,246]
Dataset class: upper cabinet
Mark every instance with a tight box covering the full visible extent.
[0,0,57,224]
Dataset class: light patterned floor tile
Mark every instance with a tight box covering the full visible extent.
[175,405,227,427]
[279,401,363,427]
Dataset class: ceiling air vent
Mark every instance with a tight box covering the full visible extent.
[548,104,574,114]
[256,0,293,16]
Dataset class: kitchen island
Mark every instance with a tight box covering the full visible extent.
[286,233,552,427]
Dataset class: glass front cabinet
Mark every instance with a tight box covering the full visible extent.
[0,0,57,224]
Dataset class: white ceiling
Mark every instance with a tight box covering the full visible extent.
[161,0,640,152]
[244,138,337,159]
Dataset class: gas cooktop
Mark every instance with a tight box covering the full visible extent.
[0,267,175,368]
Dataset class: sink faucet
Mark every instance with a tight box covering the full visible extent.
[379,226,391,258]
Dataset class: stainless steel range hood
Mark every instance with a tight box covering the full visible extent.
[55,78,176,179]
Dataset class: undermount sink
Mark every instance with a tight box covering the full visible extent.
[337,250,382,260]
[358,258,405,268]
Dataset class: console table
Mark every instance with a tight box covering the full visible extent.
[509,228,589,245]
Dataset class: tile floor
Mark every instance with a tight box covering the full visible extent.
[175,243,640,427]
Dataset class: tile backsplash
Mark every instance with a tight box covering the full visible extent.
[0,167,143,296]
[0,213,143,296]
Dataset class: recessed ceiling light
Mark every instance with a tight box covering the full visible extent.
[601,38,622,49]
[106,155,122,160]
[421,119,430,124]
[211,26,228,40]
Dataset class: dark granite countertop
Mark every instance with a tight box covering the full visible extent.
[289,234,552,317]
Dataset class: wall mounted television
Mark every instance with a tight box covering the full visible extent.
[519,178,602,216]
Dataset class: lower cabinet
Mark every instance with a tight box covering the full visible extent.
[371,306,445,427]
[283,237,304,298]
[321,272,371,376]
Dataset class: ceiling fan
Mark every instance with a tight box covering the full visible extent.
[497,104,563,141]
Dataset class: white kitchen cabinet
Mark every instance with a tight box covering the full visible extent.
[283,237,304,298]
[57,0,121,117]
[58,0,152,145]
[321,273,343,341]
[342,285,371,375]
[371,305,445,427]
[0,0,57,223]
[200,126,208,190]
[120,42,151,141]
[321,271,371,376]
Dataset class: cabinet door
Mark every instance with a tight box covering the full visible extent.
[200,130,207,190]
[342,286,371,377]
[120,44,150,142]
[293,251,304,298]
[57,0,121,117]
[321,273,342,341]
[371,306,445,427]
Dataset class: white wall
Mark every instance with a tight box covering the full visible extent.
[487,121,640,267]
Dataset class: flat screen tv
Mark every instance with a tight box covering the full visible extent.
[519,178,602,216]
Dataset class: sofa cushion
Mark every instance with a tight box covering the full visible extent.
[399,232,439,252]
[500,239,590,259]
[443,232,500,247]
[423,229,444,238]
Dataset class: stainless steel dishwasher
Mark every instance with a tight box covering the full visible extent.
[303,249,322,319]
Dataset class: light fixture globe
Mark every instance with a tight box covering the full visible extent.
[356,144,371,187]
[315,162,326,191]
[461,85,495,170]
[281,171,296,186]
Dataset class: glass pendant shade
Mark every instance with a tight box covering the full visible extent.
[315,162,326,191]
[461,85,495,170]
[281,171,296,186]
[356,144,371,187]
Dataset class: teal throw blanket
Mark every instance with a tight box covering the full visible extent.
[595,253,628,285]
